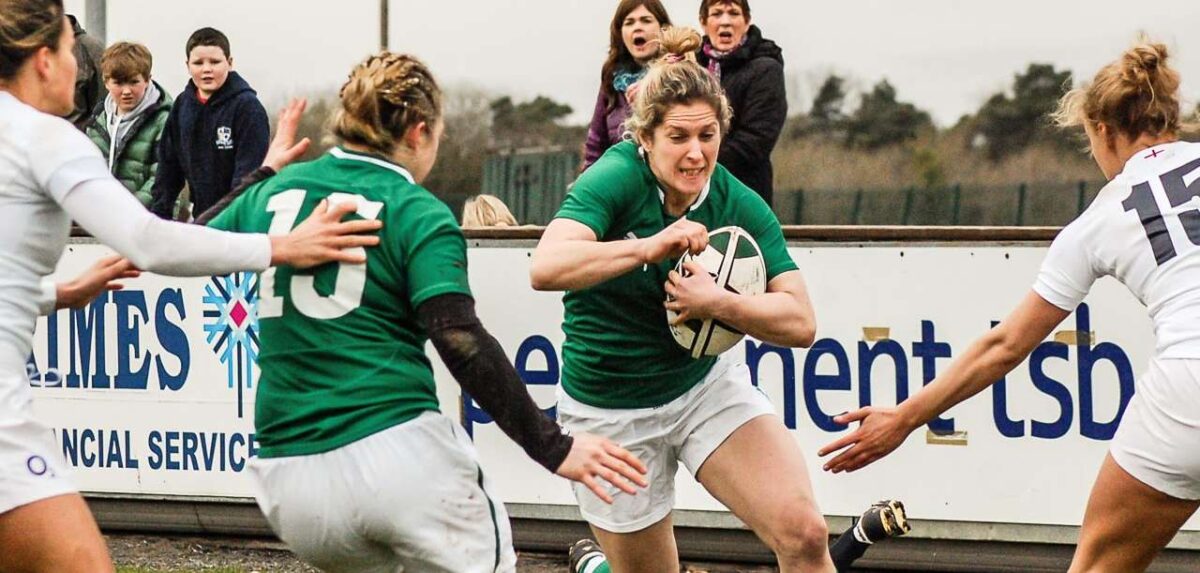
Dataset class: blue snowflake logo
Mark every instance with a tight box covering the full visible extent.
[202,272,259,418]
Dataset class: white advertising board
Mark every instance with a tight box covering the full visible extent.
[27,240,1198,532]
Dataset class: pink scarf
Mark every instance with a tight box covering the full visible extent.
[701,36,747,80]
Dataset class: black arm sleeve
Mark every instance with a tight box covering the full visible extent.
[417,293,573,472]
[194,166,275,226]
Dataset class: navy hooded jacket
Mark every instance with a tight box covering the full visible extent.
[149,71,269,219]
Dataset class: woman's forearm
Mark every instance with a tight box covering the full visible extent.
[897,329,1029,430]
[530,238,647,291]
[709,290,815,348]
[896,293,1068,429]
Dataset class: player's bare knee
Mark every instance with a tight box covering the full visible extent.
[763,505,829,562]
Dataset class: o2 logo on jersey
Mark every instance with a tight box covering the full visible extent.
[202,272,259,418]
[26,455,52,477]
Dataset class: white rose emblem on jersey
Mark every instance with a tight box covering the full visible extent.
[216,126,233,150]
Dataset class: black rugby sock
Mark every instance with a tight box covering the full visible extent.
[829,522,871,572]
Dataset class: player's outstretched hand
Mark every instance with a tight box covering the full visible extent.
[270,200,383,268]
[262,98,312,173]
[640,218,707,265]
[556,433,648,504]
[56,255,141,310]
[664,259,726,323]
[818,406,914,474]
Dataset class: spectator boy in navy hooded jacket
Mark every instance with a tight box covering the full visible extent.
[150,28,269,220]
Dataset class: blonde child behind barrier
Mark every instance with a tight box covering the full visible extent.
[462,194,519,228]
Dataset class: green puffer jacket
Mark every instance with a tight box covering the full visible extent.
[86,84,174,205]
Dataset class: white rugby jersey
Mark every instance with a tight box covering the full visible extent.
[0,92,107,374]
[1034,140,1200,358]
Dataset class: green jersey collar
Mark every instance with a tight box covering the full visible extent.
[657,179,712,215]
[639,144,712,214]
[329,146,415,184]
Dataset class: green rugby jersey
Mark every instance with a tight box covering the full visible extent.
[208,147,471,458]
[556,141,797,409]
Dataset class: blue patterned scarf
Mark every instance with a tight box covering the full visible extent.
[613,67,647,94]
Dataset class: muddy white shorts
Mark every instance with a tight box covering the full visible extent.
[249,411,516,573]
[1110,358,1200,500]
[0,374,75,515]
[556,357,775,533]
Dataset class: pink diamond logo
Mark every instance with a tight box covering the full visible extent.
[229,300,248,328]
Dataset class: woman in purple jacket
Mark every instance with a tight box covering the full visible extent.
[583,0,671,170]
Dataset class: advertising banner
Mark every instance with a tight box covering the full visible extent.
[29,241,1194,531]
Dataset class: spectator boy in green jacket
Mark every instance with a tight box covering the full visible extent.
[86,42,174,206]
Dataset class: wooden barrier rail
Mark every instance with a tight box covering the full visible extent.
[455,225,1063,242]
[72,225,1063,242]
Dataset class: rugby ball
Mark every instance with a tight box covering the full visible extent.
[667,226,766,358]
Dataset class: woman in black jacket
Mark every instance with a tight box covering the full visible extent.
[696,0,786,206]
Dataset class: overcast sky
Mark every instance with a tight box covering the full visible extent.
[64,0,1200,126]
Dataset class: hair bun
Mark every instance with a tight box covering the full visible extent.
[1125,42,1168,77]
[1055,36,1182,139]
[332,50,441,155]
[655,26,702,64]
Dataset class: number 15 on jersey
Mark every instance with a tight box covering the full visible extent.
[1124,157,1200,266]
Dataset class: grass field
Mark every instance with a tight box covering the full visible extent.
[107,534,783,572]
[118,569,244,573]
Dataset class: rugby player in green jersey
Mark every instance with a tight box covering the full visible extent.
[203,53,646,573]
[532,27,906,573]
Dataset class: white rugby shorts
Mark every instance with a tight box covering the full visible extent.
[249,411,516,573]
[0,374,76,515]
[1110,357,1200,500]
[556,357,775,533]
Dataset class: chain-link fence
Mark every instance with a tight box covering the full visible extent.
[480,147,1104,228]
[483,147,578,225]
[774,181,1105,226]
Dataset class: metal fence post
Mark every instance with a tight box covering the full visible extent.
[793,189,805,225]
[902,187,914,225]
[380,0,389,50]
[86,0,106,45]
[852,189,864,225]
[952,184,962,225]
[1016,183,1028,226]
[1077,180,1087,215]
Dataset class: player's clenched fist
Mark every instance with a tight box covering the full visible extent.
[556,433,648,504]
[639,218,708,264]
